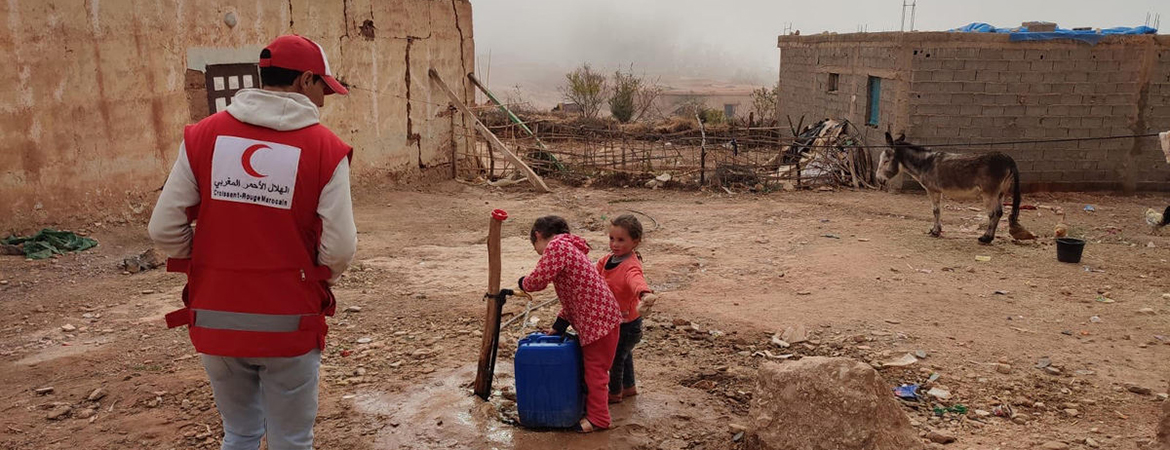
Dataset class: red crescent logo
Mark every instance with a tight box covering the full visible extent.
[241,144,269,178]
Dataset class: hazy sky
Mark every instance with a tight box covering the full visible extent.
[472,0,1165,106]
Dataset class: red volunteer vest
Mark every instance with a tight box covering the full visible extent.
[164,111,352,358]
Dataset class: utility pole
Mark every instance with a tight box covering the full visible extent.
[901,1,917,32]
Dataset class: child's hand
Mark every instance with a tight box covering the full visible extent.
[638,292,659,315]
[543,328,562,336]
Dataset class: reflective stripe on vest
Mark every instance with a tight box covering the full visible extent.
[192,309,309,332]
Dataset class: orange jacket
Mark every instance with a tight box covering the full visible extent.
[596,253,652,323]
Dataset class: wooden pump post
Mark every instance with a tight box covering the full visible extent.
[474,209,509,400]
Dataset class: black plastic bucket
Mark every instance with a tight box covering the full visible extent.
[1056,238,1085,263]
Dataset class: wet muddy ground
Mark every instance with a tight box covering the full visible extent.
[1,181,1167,449]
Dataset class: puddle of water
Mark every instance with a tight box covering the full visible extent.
[352,364,679,449]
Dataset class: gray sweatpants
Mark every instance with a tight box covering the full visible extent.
[200,349,321,450]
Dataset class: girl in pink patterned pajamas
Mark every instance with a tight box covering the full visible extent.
[519,216,622,432]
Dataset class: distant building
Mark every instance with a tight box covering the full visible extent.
[654,81,756,121]
[777,31,1170,191]
[552,102,583,114]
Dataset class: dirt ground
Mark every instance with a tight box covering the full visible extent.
[1,181,1168,450]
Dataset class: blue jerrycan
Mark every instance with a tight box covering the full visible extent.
[513,332,585,428]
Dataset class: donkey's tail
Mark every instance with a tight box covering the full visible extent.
[1008,161,1037,240]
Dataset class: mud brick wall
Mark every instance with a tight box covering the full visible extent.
[0,0,475,229]
[776,40,906,142]
[778,32,1170,192]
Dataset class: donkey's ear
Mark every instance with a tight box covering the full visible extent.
[884,132,895,145]
[896,133,906,143]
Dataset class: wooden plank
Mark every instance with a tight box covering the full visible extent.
[468,73,565,173]
[429,69,552,193]
[473,213,505,400]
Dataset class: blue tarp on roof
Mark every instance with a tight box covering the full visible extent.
[949,22,1157,45]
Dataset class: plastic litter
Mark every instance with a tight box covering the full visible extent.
[894,384,920,401]
[933,404,969,416]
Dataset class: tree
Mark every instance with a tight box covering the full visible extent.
[561,63,607,119]
[609,69,639,123]
[610,66,663,123]
[750,82,780,125]
[632,76,663,122]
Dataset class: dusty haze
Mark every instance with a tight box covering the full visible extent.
[474,0,1165,108]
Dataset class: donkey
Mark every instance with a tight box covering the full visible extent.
[876,132,1036,244]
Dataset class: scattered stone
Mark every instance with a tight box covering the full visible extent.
[914,350,928,359]
[34,387,54,395]
[747,357,922,450]
[1128,385,1152,395]
[344,306,362,313]
[1011,415,1028,425]
[119,248,165,274]
[45,405,71,420]
[1090,315,1102,323]
[882,353,919,368]
[88,387,109,401]
[0,280,8,285]
[780,325,808,344]
[61,324,76,332]
[140,290,155,295]
[771,335,791,348]
[1039,441,1069,450]
[411,349,430,358]
[973,409,991,418]
[884,319,902,324]
[796,291,812,296]
[926,387,952,401]
[672,318,689,327]
[1063,408,1079,417]
[1044,367,1062,376]
[74,408,96,419]
[996,363,1012,374]
[146,396,162,408]
[926,430,955,444]
[356,337,373,344]
[1138,308,1157,316]
[1084,437,1100,448]
[1163,293,1170,300]
[732,431,745,442]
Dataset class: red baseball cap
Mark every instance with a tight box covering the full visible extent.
[259,35,349,95]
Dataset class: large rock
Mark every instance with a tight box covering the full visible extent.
[747,357,923,450]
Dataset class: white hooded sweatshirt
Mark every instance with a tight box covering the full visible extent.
[148,89,357,285]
